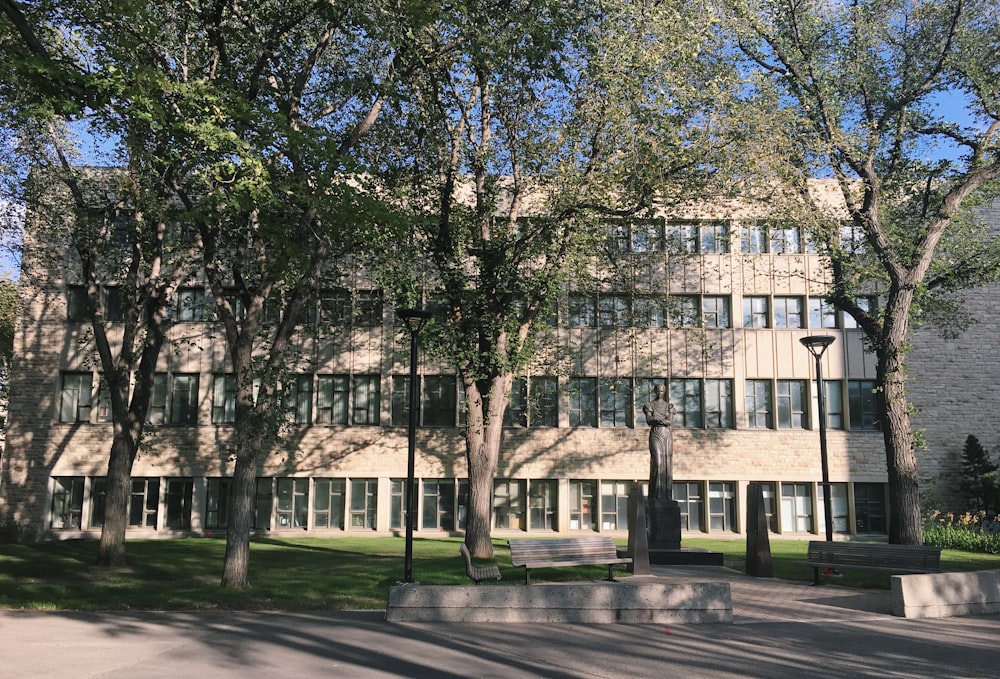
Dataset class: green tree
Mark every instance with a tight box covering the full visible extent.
[376,0,733,556]
[960,435,999,514]
[723,0,1000,543]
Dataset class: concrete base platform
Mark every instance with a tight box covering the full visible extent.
[649,547,725,566]
[892,569,1000,618]
[386,578,733,624]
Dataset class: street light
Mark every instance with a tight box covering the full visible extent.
[397,308,432,584]
[800,335,836,542]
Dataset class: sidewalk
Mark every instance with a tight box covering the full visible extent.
[1,566,996,678]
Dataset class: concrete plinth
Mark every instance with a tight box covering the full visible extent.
[648,498,682,551]
[386,579,733,624]
[891,569,1000,618]
[649,547,725,566]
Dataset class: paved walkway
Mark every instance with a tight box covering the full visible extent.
[2,565,996,678]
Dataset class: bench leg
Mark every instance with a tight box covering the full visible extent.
[605,564,617,582]
[813,567,820,586]
[524,569,531,585]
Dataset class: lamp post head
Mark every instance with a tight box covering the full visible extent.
[396,308,432,334]
[799,335,836,359]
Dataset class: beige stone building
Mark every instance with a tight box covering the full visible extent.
[1,195,997,543]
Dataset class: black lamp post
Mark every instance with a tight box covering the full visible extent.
[397,308,431,584]
[800,335,836,542]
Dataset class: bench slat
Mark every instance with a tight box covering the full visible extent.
[805,541,941,584]
[508,537,631,584]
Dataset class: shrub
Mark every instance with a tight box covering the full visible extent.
[924,510,1000,554]
[0,515,20,545]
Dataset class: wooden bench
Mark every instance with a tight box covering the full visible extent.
[806,541,941,585]
[459,544,501,585]
[508,536,632,585]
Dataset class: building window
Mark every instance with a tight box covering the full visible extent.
[818,482,850,534]
[389,479,404,531]
[708,482,737,532]
[285,375,313,424]
[825,380,844,429]
[700,222,731,253]
[668,295,700,328]
[90,478,107,528]
[529,480,558,530]
[313,478,346,529]
[597,295,630,327]
[774,297,804,328]
[599,378,632,427]
[352,375,380,425]
[568,294,596,327]
[205,478,232,529]
[854,482,887,533]
[254,478,273,530]
[745,380,772,428]
[776,380,808,429]
[702,296,731,328]
[842,295,878,329]
[527,377,558,427]
[315,375,348,425]
[848,380,879,430]
[743,296,769,328]
[674,481,704,531]
[149,373,199,425]
[423,375,457,426]
[129,478,160,528]
[634,296,666,328]
[176,287,207,322]
[629,220,664,253]
[95,378,112,423]
[353,290,384,326]
[60,372,93,422]
[769,225,801,254]
[600,481,631,530]
[165,479,193,530]
[758,482,778,533]
[103,286,124,322]
[66,284,88,321]
[422,480,456,531]
[569,480,597,531]
[704,379,734,429]
[349,479,377,530]
[740,224,768,253]
[670,378,702,428]
[568,377,598,427]
[50,477,84,528]
[493,479,524,530]
[391,376,410,426]
[780,482,813,533]
[314,288,351,325]
[212,375,236,424]
[505,378,529,427]
[808,298,838,329]
[275,478,308,529]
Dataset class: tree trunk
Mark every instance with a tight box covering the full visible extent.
[97,434,135,566]
[221,449,257,589]
[463,375,510,558]
[878,293,923,545]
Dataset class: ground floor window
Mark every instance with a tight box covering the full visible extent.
[780,482,813,533]
[493,479,525,530]
[349,478,378,530]
[90,478,107,528]
[422,479,456,531]
[313,478,346,529]
[600,481,631,530]
[569,480,597,531]
[817,482,850,534]
[854,482,887,533]
[205,478,232,530]
[674,481,704,531]
[165,479,193,530]
[708,481,737,532]
[529,480,558,530]
[276,478,309,529]
[51,477,84,529]
[758,482,778,533]
[129,478,160,528]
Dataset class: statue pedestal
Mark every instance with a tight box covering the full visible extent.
[648,497,682,551]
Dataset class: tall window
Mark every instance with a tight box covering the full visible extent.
[254,478,273,530]
[825,380,844,429]
[316,375,349,425]
[597,295,630,327]
[352,375,380,425]
[129,478,160,528]
[780,482,813,533]
[212,375,236,424]
[66,285,88,321]
[493,479,524,530]
[505,378,528,427]
[391,376,410,426]
[600,481,631,530]
[667,222,698,253]
[769,225,801,254]
[669,296,700,328]
[854,483,887,533]
[529,377,558,427]
[743,296,769,328]
[422,480,456,531]
[629,220,664,253]
[285,375,313,424]
[568,377,598,427]
[745,380,772,428]
[670,378,702,428]
[740,224,768,253]
[60,372,93,423]
[50,477,84,528]
[776,380,808,429]
[700,222,730,253]
[103,286,124,322]
[569,480,597,531]
[349,479,377,530]
[314,289,351,325]
[848,380,880,430]
[599,378,632,427]
[276,478,309,528]
[634,296,666,328]
[529,480,558,530]
[176,287,207,321]
[704,379,734,429]
[818,482,850,534]
[165,479,193,530]
[150,373,199,425]
[422,375,457,426]
[313,479,346,529]
[353,290,384,326]
[773,297,804,328]
[708,482,737,532]
[674,481,704,531]
[205,478,232,529]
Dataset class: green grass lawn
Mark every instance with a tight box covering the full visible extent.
[1,536,996,611]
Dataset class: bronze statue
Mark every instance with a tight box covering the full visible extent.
[642,383,675,500]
